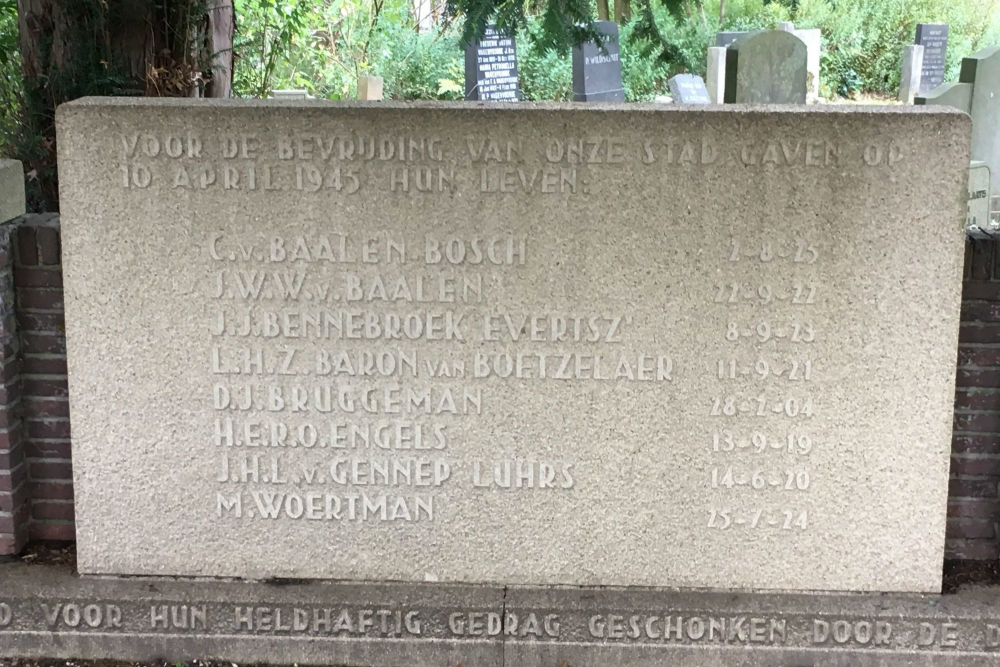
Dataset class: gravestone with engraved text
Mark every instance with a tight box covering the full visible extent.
[915,23,949,95]
[572,21,625,102]
[668,74,711,105]
[58,99,968,593]
[465,26,519,102]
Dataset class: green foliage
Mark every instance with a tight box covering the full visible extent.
[234,0,311,97]
[0,0,20,151]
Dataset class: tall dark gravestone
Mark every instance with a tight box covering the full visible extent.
[572,21,625,102]
[464,25,519,101]
[915,23,949,94]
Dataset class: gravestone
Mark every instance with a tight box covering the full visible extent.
[706,46,726,103]
[915,23,949,94]
[715,31,747,48]
[962,46,1000,198]
[572,21,624,102]
[0,160,24,223]
[58,98,969,593]
[777,22,821,99]
[464,25,519,102]
[358,76,384,101]
[917,46,1000,197]
[966,161,992,236]
[667,74,711,104]
[725,31,808,104]
[899,45,924,104]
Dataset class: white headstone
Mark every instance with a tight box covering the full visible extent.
[706,46,726,104]
[899,45,924,104]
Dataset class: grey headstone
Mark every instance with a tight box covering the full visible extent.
[792,28,822,99]
[715,31,747,48]
[915,81,973,113]
[961,46,1000,197]
[572,21,624,102]
[0,160,24,224]
[915,23,949,94]
[899,44,924,104]
[58,98,969,593]
[464,25,519,102]
[667,74,711,104]
[724,31,808,104]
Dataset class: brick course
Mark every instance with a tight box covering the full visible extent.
[11,213,71,548]
[0,223,26,555]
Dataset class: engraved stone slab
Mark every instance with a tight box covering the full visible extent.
[668,74,710,105]
[57,99,970,592]
[915,23,949,94]
[464,26,519,102]
[5,561,1000,666]
[572,21,624,102]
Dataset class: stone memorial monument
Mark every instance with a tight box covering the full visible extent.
[464,25,519,101]
[572,21,625,102]
[724,31,808,104]
[56,99,969,597]
[668,74,711,104]
[915,23,949,94]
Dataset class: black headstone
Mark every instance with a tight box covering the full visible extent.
[668,74,711,104]
[715,31,748,48]
[572,21,625,102]
[464,25,519,101]
[915,23,949,94]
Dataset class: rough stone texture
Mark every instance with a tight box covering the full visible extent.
[572,21,624,102]
[0,161,24,225]
[57,99,969,592]
[724,31,808,104]
[900,44,925,104]
[706,46,726,104]
[4,561,1000,666]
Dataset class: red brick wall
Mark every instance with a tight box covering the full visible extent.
[951,239,1000,561]
[0,224,27,556]
[2,218,1000,563]
[12,213,73,544]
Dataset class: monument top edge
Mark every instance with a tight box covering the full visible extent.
[56,95,972,119]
